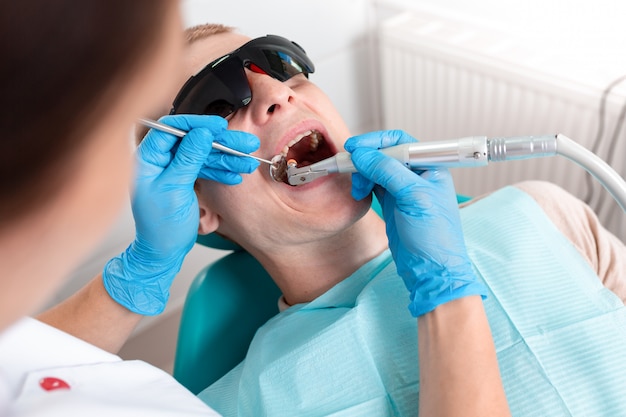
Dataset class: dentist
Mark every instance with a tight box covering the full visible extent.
[0,1,257,415]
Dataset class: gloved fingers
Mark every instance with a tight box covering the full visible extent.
[137,127,178,169]
[166,127,217,184]
[217,129,261,154]
[193,133,260,185]
[156,115,264,164]
[198,167,244,185]
[157,115,261,153]
[403,168,459,208]
[418,167,454,185]
[157,114,228,133]
[204,151,260,174]
[344,130,417,153]
[350,172,375,201]
[372,184,389,211]
[350,147,426,196]
[136,114,226,168]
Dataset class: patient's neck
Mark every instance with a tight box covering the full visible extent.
[251,209,388,306]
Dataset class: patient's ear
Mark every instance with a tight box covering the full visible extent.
[198,204,219,235]
[196,182,219,235]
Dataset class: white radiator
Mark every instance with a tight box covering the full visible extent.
[379,11,626,242]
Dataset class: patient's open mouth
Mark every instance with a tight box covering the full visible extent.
[270,129,334,184]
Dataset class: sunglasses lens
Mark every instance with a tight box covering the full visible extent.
[171,59,251,117]
[259,49,309,81]
[170,36,314,117]
[203,100,235,118]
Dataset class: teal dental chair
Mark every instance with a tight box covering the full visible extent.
[173,194,471,395]
[173,244,280,395]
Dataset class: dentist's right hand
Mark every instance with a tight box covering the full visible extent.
[103,115,260,315]
[345,130,487,317]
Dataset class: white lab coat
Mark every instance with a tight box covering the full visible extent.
[0,317,221,416]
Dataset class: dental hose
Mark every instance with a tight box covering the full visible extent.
[487,134,626,212]
[301,134,626,212]
[480,133,626,212]
[553,134,626,213]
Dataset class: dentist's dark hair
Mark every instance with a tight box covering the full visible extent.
[0,0,171,225]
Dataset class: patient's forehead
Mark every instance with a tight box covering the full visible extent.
[182,32,251,78]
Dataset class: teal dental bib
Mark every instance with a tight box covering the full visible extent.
[200,186,626,416]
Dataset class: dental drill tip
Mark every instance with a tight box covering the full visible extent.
[270,154,289,184]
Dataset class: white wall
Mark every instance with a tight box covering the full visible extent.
[375,0,626,76]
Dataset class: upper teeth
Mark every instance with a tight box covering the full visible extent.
[281,130,321,156]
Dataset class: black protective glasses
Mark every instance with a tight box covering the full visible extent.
[170,35,315,118]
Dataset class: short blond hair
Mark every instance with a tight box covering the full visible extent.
[184,23,234,44]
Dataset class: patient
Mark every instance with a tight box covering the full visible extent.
[166,24,626,416]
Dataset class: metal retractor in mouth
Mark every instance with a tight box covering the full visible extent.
[270,154,332,186]
[270,155,323,186]
[269,154,290,184]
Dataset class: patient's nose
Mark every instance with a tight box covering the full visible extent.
[246,69,295,124]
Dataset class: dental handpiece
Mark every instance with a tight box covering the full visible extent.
[286,133,626,213]
[287,135,558,185]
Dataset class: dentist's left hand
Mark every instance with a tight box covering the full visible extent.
[346,130,487,317]
[103,115,260,315]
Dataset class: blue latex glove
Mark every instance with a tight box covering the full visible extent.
[103,115,260,315]
[345,130,487,317]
